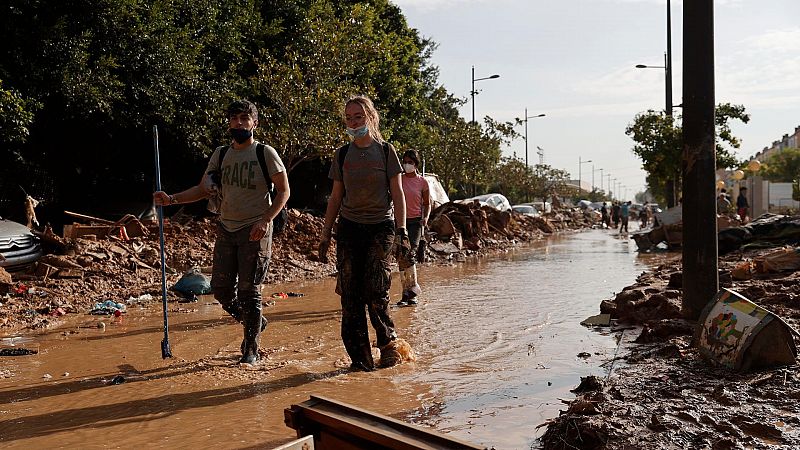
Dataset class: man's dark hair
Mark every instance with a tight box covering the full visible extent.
[403,149,420,167]
[226,99,258,120]
[740,187,748,191]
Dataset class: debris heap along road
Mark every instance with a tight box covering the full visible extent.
[0,203,597,331]
[543,223,800,449]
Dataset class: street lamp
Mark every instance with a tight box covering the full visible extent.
[471,66,500,124]
[523,108,546,167]
[592,166,603,192]
[635,0,673,116]
[578,157,592,196]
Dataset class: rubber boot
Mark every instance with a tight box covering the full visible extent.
[222,300,268,347]
[400,267,421,306]
[239,312,261,365]
[241,316,268,355]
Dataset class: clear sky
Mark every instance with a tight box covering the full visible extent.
[392,0,800,200]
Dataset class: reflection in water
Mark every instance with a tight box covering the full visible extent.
[396,230,668,448]
[0,230,667,449]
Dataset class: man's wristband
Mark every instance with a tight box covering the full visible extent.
[169,194,177,204]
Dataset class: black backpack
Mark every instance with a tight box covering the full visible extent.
[214,143,288,234]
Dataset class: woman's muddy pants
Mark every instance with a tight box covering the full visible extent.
[211,223,272,355]
[336,218,397,369]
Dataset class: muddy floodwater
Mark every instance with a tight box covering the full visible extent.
[0,229,666,449]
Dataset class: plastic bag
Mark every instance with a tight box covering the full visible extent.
[174,268,212,295]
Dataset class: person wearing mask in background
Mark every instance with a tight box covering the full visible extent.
[737,187,750,223]
[318,95,412,372]
[153,100,289,365]
[397,149,430,307]
[611,201,621,230]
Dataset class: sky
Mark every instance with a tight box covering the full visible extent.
[392,0,800,200]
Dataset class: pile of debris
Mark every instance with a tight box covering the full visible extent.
[543,241,800,448]
[632,205,745,251]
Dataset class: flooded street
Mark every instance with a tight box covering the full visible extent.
[0,229,666,449]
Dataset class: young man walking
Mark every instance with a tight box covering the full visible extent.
[154,100,289,364]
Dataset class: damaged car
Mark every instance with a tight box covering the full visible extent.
[0,218,43,271]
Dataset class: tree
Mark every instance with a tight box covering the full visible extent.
[759,148,800,182]
[626,103,748,205]
[530,164,571,205]
[0,79,39,145]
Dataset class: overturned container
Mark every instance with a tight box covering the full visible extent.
[695,288,797,371]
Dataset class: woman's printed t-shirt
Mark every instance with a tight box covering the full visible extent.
[329,140,402,224]
[206,142,286,232]
[402,174,429,219]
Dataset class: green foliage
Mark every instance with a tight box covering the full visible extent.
[759,148,800,182]
[625,103,749,204]
[0,0,524,211]
[0,79,39,144]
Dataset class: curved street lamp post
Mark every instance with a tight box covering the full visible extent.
[523,109,546,167]
[471,66,500,124]
[578,157,592,197]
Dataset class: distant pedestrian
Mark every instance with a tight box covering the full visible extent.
[611,202,621,229]
[600,203,609,228]
[717,192,732,215]
[737,187,750,222]
[639,202,649,228]
[619,201,630,233]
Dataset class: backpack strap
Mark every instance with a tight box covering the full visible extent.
[216,145,229,169]
[255,143,273,192]
[336,143,350,176]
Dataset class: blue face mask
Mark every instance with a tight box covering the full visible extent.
[346,125,369,138]
[230,127,253,144]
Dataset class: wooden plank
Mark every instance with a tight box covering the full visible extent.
[64,210,115,224]
[285,395,485,450]
[273,435,314,450]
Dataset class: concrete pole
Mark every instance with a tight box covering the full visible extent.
[681,0,718,320]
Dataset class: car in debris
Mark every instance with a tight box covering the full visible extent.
[461,193,512,212]
[0,218,43,271]
[511,204,540,217]
[526,201,552,213]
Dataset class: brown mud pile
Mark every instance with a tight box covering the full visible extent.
[0,203,594,332]
[542,246,800,449]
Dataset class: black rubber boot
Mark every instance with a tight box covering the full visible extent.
[239,312,261,365]
[221,300,243,321]
[241,317,268,355]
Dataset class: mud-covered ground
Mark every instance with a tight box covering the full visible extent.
[542,245,800,449]
[0,205,594,332]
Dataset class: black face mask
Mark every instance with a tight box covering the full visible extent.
[229,128,253,144]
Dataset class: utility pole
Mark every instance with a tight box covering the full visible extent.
[682,0,718,320]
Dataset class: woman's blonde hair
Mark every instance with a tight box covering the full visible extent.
[345,95,384,142]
